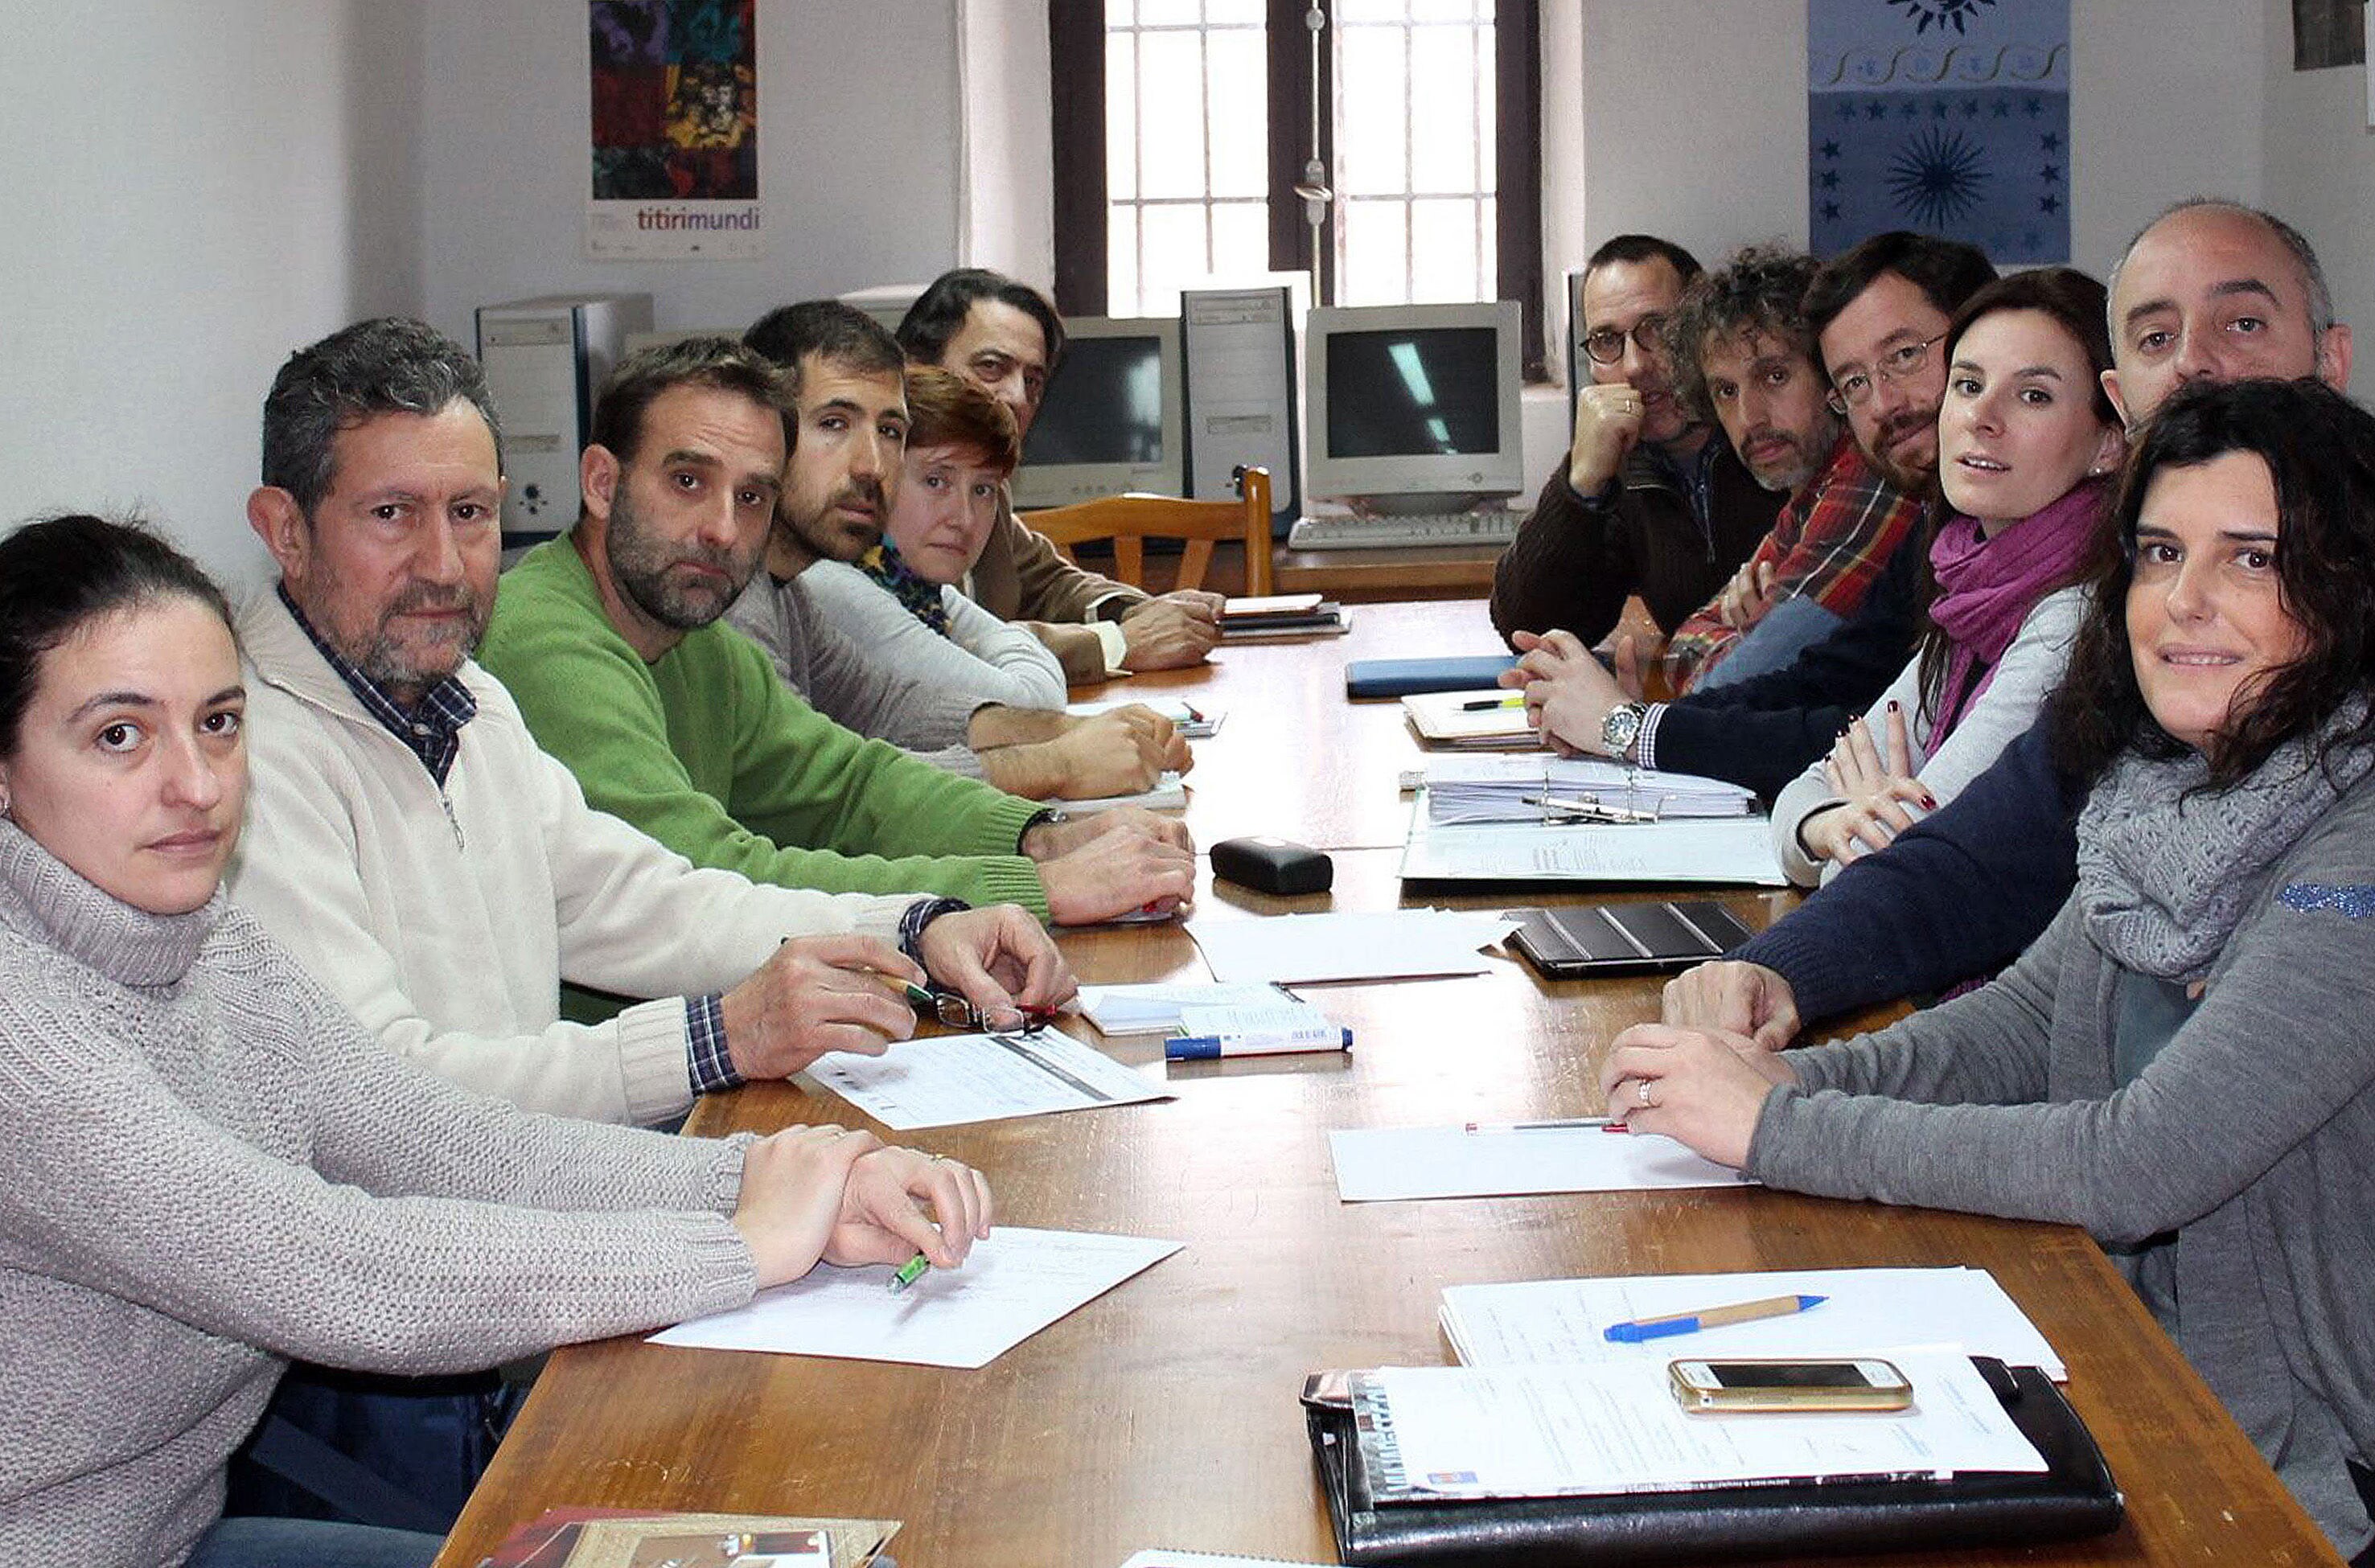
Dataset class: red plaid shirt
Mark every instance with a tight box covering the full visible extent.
[1662,435,1923,690]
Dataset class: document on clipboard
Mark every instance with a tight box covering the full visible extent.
[1399,788,1788,886]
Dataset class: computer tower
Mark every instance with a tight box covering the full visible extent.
[475,293,654,547]
[1180,284,1302,536]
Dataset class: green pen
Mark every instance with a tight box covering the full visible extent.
[888,1253,931,1295]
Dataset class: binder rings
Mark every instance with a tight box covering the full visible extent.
[1302,1357,2122,1564]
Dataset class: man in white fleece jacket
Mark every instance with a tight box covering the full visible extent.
[226,317,1072,1128]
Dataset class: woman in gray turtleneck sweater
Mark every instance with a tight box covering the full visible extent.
[1597,380,2375,1560]
[0,514,992,1568]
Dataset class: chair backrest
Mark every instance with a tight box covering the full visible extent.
[1019,466,1273,598]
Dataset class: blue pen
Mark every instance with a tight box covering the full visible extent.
[1602,1292,1827,1343]
[1165,1026,1353,1061]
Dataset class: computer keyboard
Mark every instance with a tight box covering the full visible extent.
[1286,509,1522,550]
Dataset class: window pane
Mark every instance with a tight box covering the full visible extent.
[1136,31,1208,199]
[1206,27,1267,199]
[1136,0,1202,25]
[1105,32,1137,203]
[1339,199,1408,305]
[1409,195,1480,302]
[1411,0,1482,21]
[1210,200,1269,281]
[1334,25,1408,196]
[1204,0,1264,21]
[1105,0,1135,25]
[1407,24,1476,194]
[1333,0,1403,22]
[1139,203,1211,317]
[1110,203,1142,316]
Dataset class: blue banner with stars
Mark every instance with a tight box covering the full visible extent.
[1809,0,2070,265]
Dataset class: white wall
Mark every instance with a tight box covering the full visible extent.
[1570,0,2264,283]
[419,0,972,345]
[0,1,425,586]
[2261,2,2375,400]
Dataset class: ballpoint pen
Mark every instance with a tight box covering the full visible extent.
[1602,1292,1828,1343]
[1461,693,1526,712]
[888,1253,931,1295]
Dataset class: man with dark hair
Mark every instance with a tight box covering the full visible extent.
[229,317,1074,1530]
[1490,233,1784,650]
[1657,245,1925,692]
[479,335,1198,929]
[1506,231,1995,791]
[726,301,1188,798]
[1665,200,2354,1051]
[898,268,1225,681]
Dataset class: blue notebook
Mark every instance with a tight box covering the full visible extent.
[1344,655,1518,700]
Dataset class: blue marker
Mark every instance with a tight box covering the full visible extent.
[1603,1293,1827,1343]
[1164,1027,1353,1061]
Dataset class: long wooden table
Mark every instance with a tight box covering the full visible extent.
[435,601,2340,1567]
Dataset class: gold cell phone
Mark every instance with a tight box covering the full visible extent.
[1669,1357,1913,1414]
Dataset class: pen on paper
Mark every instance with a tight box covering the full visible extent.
[888,1254,931,1295]
[1462,1117,1629,1135]
[1461,694,1526,712]
[1601,1292,1828,1343]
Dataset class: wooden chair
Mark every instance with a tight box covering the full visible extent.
[1020,466,1274,598]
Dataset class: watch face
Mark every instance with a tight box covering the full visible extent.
[1600,704,1642,754]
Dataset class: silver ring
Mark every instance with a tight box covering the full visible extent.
[1636,1078,1654,1109]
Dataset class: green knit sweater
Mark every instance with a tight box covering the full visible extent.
[482,537,1050,917]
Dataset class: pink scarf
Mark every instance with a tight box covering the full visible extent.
[1925,474,2109,745]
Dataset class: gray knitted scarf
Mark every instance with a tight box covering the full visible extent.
[2077,712,2375,980]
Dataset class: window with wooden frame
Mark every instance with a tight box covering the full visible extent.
[1051,0,1546,378]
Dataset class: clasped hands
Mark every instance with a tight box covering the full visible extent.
[1497,627,1646,756]
[1798,701,1933,869]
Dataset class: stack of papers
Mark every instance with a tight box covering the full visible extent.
[1329,1123,1752,1201]
[1410,755,1758,825]
[1438,1267,2065,1380]
[1401,689,1541,749]
[1400,790,1787,886]
[652,1227,1181,1369]
[1077,980,1299,1035]
[1352,1348,2048,1502]
[1190,909,1518,984]
[805,1030,1171,1129]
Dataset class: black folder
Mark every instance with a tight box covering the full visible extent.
[1302,1357,2122,1564]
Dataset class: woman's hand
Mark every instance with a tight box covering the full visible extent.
[731,1127,994,1287]
[1598,1024,1798,1168]
[1802,704,1933,866]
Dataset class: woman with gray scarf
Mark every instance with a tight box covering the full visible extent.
[1596,377,2375,1561]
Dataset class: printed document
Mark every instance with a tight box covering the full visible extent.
[806,1030,1170,1130]
[1401,798,1789,885]
[1329,1123,1752,1201]
[1190,909,1518,984]
[652,1227,1181,1369]
[1358,1348,2045,1501]
[1440,1266,2064,1381]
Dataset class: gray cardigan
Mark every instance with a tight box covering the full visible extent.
[1746,771,2375,1554]
[0,824,757,1567]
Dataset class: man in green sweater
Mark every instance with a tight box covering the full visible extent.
[481,336,1196,925]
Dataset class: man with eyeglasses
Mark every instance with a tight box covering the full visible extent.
[1663,200,2354,1052]
[1490,234,1783,650]
[1502,232,1994,795]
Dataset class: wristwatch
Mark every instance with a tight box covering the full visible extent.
[1599,701,1647,762]
[1018,806,1070,853]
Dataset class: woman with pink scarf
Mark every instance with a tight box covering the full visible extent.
[1772,269,2125,886]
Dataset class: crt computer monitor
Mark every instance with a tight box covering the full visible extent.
[1009,316,1186,509]
[1302,301,1524,507]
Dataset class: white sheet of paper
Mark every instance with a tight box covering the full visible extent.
[805,1030,1171,1130]
[1328,1123,1752,1201]
[1190,909,1517,984]
[1362,1348,2044,1501]
[1118,1554,1329,1567]
[1439,1266,2064,1381]
[651,1227,1181,1369]
[1401,803,1788,886]
[1077,981,1296,1035]
[1050,770,1189,814]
